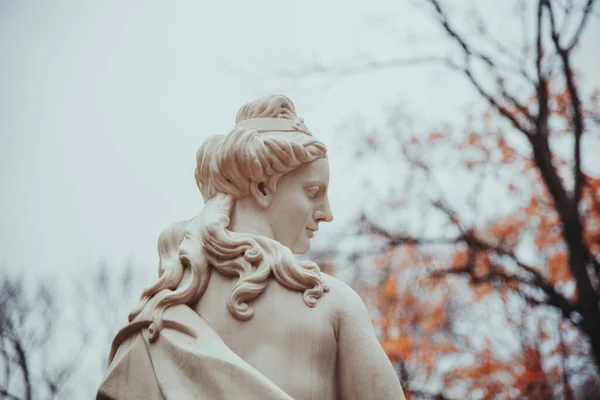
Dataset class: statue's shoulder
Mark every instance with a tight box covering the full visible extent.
[107,290,201,361]
[320,273,364,305]
[318,273,370,335]
[118,289,200,333]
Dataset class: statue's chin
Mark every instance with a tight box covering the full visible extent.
[292,248,309,255]
[290,242,310,255]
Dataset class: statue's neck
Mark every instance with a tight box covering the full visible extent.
[228,198,275,240]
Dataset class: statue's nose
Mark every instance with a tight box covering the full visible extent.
[315,198,333,223]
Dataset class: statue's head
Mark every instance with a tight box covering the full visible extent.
[195,94,333,254]
[126,95,333,344]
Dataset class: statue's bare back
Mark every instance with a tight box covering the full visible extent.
[196,272,338,399]
[195,272,404,400]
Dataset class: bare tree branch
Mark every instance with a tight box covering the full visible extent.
[299,56,450,80]
[0,342,9,394]
[524,3,574,244]
[545,0,586,207]
[0,273,91,399]
[0,388,21,400]
[536,6,600,365]
[424,0,535,134]
[536,0,550,135]
[12,340,31,400]
[431,200,467,234]
[363,211,578,321]
[566,0,596,51]
[480,31,536,84]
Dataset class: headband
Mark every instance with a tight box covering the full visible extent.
[234,117,312,136]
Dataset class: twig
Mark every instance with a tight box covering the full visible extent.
[566,0,596,52]
[0,388,22,400]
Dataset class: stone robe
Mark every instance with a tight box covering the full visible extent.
[96,290,293,400]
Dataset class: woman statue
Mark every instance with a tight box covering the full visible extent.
[97,94,405,400]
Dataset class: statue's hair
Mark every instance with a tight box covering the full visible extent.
[129,95,329,342]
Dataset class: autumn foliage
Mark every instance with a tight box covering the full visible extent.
[351,80,600,397]
[349,93,600,398]
[312,0,600,398]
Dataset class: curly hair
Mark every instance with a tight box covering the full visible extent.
[128,95,330,342]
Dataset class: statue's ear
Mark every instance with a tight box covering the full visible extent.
[249,182,272,209]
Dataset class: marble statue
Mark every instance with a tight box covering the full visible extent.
[97,95,406,399]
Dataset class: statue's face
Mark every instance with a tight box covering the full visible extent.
[267,157,333,254]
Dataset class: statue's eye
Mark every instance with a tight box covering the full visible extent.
[306,187,319,199]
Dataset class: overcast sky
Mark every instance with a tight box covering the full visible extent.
[1,0,599,280]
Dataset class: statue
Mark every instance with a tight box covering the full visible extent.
[97,95,406,399]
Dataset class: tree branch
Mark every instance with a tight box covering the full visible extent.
[0,388,22,400]
[12,339,31,400]
[0,338,11,395]
[481,31,536,84]
[566,0,596,52]
[363,213,578,320]
[536,0,549,134]
[462,234,577,318]
[542,2,599,328]
[432,255,578,321]
[287,55,450,80]
[545,0,586,207]
[527,1,574,237]
[361,215,450,248]
[425,0,535,135]
[448,60,534,136]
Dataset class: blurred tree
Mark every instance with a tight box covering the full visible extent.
[306,0,600,398]
[76,261,137,374]
[0,262,140,399]
[0,273,82,400]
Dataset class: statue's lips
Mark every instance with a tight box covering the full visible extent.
[306,227,317,238]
